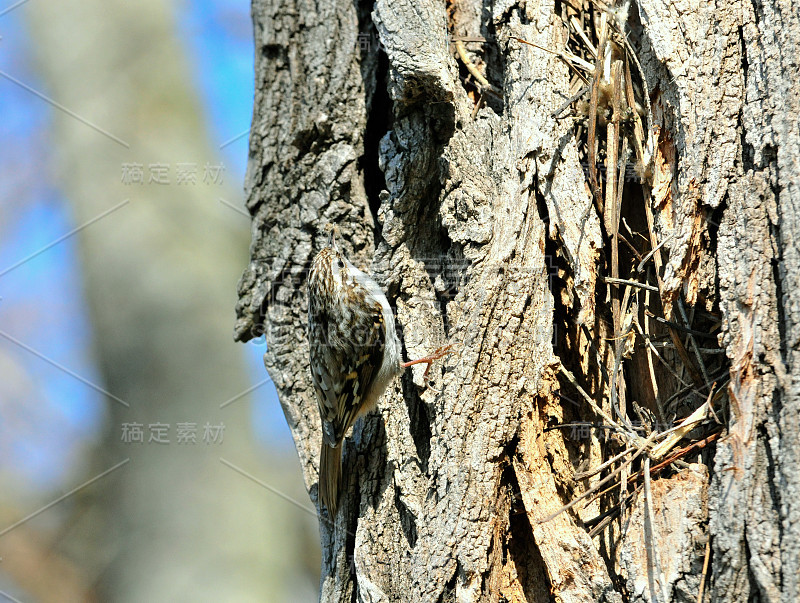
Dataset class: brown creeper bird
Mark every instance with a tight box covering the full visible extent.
[308,232,451,515]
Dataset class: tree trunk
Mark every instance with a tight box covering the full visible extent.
[237,0,799,600]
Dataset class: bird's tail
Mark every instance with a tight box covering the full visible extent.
[319,443,342,516]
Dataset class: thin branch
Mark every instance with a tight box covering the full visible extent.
[697,538,712,603]
[538,428,660,524]
[558,365,632,439]
[677,297,713,388]
[574,445,635,480]
[601,276,659,292]
[455,40,502,96]
[644,311,720,340]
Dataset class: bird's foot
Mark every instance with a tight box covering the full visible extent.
[400,344,454,380]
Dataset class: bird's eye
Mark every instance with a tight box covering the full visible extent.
[337,259,344,269]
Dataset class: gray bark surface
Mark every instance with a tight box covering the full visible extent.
[238,0,800,600]
[635,0,800,600]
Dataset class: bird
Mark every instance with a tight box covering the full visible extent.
[307,229,451,515]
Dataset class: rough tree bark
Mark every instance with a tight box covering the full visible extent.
[236,0,799,601]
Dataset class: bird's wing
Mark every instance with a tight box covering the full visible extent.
[309,294,386,447]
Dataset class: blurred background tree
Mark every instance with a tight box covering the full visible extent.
[0,1,319,600]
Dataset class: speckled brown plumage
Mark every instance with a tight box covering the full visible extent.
[308,234,453,515]
[308,239,402,515]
